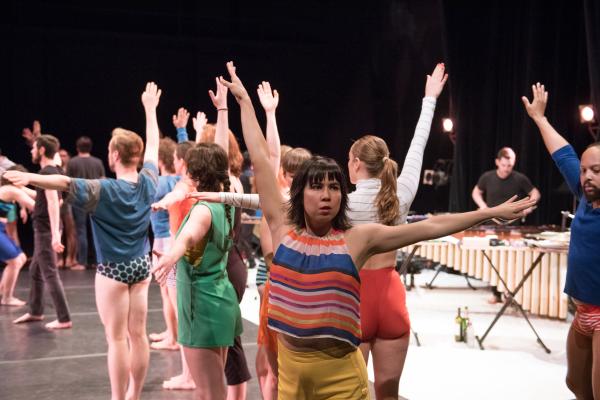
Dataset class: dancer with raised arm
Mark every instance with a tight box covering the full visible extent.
[5,82,160,400]
[0,166,35,306]
[346,63,447,399]
[152,143,243,400]
[522,83,600,400]
[220,61,536,399]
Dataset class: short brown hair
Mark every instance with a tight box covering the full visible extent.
[35,135,60,159]
[496,147,515,160]
[158,137,176,174]
[282,147,312,175]
[176,141,195,161]
[109,128,144,167]
[200,124,244,177]
[76,136,93,153]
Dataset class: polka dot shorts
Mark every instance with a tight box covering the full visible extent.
[97,254,151,285]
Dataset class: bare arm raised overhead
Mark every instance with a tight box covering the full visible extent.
[521,83,568,154]
[141,82,161,166]
[257,81,281,174]
[220,62,287,246]
[209,77,230,153]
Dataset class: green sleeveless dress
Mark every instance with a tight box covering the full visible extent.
[176,201,243,348]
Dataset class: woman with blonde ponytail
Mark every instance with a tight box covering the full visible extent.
[346,63,448,399]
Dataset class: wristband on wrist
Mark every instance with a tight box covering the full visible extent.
[217,108,228,112]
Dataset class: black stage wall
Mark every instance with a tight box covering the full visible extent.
[0,1,597,253]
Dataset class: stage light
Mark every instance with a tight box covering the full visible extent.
[442,118,454,132]
[579,105,595,123]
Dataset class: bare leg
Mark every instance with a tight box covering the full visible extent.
[226,382,247,400]
[565,324,594,400]
[162,284,196,390]
[256,345,278,400]
[370,335,410,400]
[150,284,178,350]
[125,278,151,400]
[591,331,600,400]
[183,346,228,400]
[1,253,26,305]
[95,273,131,400]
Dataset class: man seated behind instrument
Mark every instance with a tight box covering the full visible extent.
[472,147,540,218]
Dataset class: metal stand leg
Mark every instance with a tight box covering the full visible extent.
[464,274,477,290]
[475,252,550,352]
[411,327,421,347]
[425,263,443,289]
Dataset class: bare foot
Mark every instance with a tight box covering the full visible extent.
[149,331,168,342]
[45,319,73,330]
[69,264,86,271]
[150,338,179,351]
[13,313,44,324]
[162,375,196,390]
[1,297,26,307]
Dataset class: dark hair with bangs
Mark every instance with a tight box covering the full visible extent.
[287,156,352,231]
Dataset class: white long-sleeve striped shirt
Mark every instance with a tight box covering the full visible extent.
[347,96,437,225]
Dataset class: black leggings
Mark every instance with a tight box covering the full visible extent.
[224,247,251,385]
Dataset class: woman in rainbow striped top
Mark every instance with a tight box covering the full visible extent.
[220,61,537,400]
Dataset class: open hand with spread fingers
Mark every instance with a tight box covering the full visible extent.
[141,82,162,110]
[257,81,279,113]
[521,82,548,121]
[172,107,190,129]
[425,63,449,98]
[488,195,538,222]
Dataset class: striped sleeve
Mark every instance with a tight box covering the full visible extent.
[397,96,437,219]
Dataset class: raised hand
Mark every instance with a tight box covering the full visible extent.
[22,120,42,146]
[219,61,250,103]
[172,107,190,129]
[2,171,30,187]
[424,63,448,98]
[141,82,162,110]
[192,111,207,135]
[209,77,229,110]
[257,81,279,113]
[186,192,220,202]
[521,82,548,121]
[488,196,538,222]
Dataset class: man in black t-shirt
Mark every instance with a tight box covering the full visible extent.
[13,134,72,329]
[472,147,540,213]
[472,147,540,303]
[66,136,105,268]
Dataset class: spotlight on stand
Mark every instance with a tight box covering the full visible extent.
[579,104,599,141]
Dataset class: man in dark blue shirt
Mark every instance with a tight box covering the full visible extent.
[523,83,600,400]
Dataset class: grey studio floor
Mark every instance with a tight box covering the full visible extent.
[1,265,573,400]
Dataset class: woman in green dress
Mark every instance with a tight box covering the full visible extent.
[152,142,242,400]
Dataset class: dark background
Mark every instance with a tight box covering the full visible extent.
[1,0,598,253]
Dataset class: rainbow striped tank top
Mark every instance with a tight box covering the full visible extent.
[267,228,362,347]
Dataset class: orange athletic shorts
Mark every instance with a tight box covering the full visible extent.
[360,266,410,342]
[573,301,600,337]
[257,253,278,351]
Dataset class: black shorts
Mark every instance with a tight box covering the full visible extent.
[97,254,151,285]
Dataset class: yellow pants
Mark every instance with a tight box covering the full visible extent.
[277,340,370,400]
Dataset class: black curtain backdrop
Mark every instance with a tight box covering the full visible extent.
[445,0,594,225]
[584,0,600,113]
[0,1,597,254]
